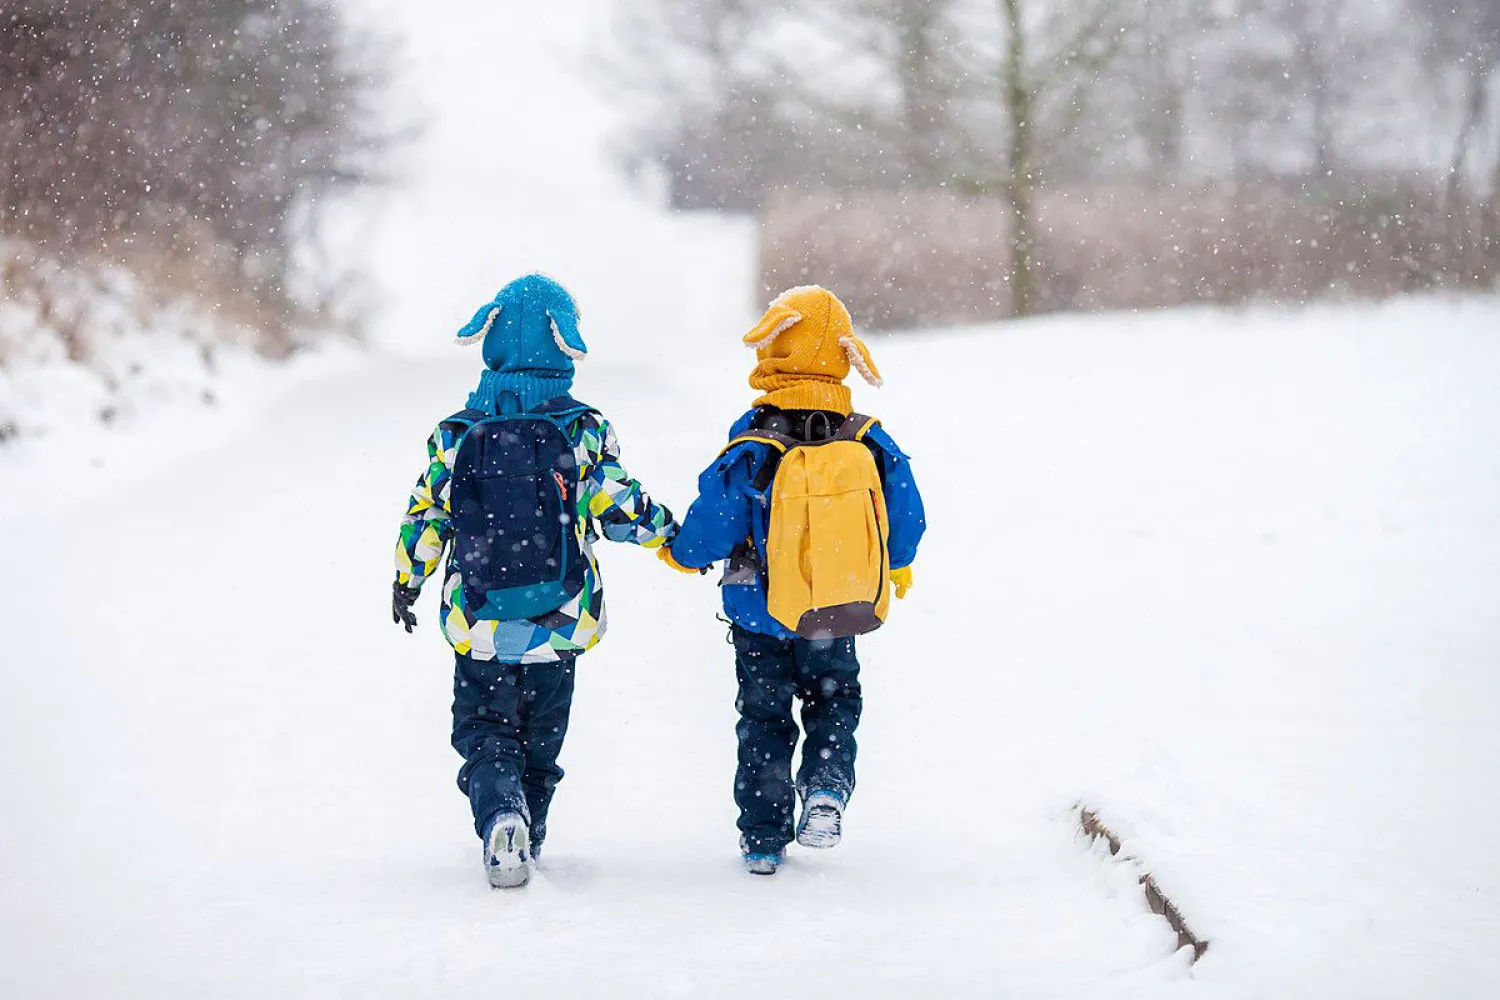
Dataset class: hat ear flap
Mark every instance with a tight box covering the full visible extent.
[744,304,802,350]
[548,309,588,360]
[841,335,883,387]
[456,302,500,345]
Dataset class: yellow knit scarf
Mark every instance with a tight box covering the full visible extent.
[750,372,853,415]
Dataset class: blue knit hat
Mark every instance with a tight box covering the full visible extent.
[455,274,588,413]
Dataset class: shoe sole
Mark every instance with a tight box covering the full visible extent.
[744,857,780,876]
[796,806,842,850]
[488,864,532,889]
[486,819,533,889]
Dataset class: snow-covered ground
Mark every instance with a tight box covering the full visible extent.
[3,291,1498,998]
[4,0,1500,995]
[0,238,356,479]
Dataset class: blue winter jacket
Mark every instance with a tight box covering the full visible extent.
[670,409,927,639]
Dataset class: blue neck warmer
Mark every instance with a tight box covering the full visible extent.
[454,274,590,416]
[467,368,573,414]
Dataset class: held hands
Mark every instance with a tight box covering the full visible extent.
[392,581,420,632]
[891,565,914,600]
[658,545,709,576]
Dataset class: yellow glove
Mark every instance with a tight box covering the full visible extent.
[659,546,707,575]
[891,565,913,599]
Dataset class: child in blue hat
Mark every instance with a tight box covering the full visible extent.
[392,274,677,888]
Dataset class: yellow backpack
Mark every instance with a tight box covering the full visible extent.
[729,412,891,639]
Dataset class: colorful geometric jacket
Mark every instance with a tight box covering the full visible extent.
[396,403,676,663]
[668,408,926,640]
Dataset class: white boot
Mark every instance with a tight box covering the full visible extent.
[484,812,533,889]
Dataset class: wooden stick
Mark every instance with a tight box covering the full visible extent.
[1078,806,1210,962]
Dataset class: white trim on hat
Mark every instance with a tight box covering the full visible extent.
[456,306,499,345]
[841,336,883,387]
[746,312,802,350]
[551,316,587,359]
[771,285,826,307]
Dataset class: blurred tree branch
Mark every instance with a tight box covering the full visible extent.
[606,0,1499,312]
[0,0,392,344]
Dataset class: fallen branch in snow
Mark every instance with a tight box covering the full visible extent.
[1077,806,1210,963]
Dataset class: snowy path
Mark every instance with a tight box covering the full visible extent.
[5,1,1499,991]
[5,294,1500,997]
[1,354,1178,998]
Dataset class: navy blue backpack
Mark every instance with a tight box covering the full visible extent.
[446,395,597,621]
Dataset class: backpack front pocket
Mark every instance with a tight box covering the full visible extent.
[450,417,584,620]
[763,440,891,638]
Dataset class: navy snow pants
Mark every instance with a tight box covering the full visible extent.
[452,652,576,850]
[732,625,862,854]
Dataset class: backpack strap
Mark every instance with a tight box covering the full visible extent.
[443,407,485,428]
[714,430,791,587]
[720,429,795,458]
[448,396,598,455]
[846,413,893,490]
[718,428,793,495]
[527,395,599,442]
[721,413,879,458]
[440,407,486,445]
[722,413,881,488]
[835,413,880,443]
[533,394,599,419]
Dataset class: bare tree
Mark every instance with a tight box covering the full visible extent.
[1266,0,1400,181]
[602,0,778,207]
[997,0,1039,315]
[1421,0,1500,200]
[1,0,386,337]
[609,0,1493,317]
[941,0,1135,315]
[823,0,965,187]
[1129,0,1199,179]
[788,0,1139,315]
[1409,0,1500,276]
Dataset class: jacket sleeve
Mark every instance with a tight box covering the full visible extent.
[394,423,459,590]
[581,416,677,547]
[870,427,926,571]
[668,443,762,569]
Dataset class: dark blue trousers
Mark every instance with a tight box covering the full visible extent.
[452,652,576,849]
[732,625,862,854]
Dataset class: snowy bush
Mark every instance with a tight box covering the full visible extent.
[0,1,388,445]
[0,240,287,443]
[759,181,1490,330]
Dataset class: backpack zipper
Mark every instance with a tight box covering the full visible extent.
[551,473,569,583]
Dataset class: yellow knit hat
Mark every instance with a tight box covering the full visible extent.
[744,285,882,414]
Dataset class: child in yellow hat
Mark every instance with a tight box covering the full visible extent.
[659,285,926,875]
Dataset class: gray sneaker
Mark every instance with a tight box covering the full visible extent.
[484,813,533,889]
[795,791,844,849]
